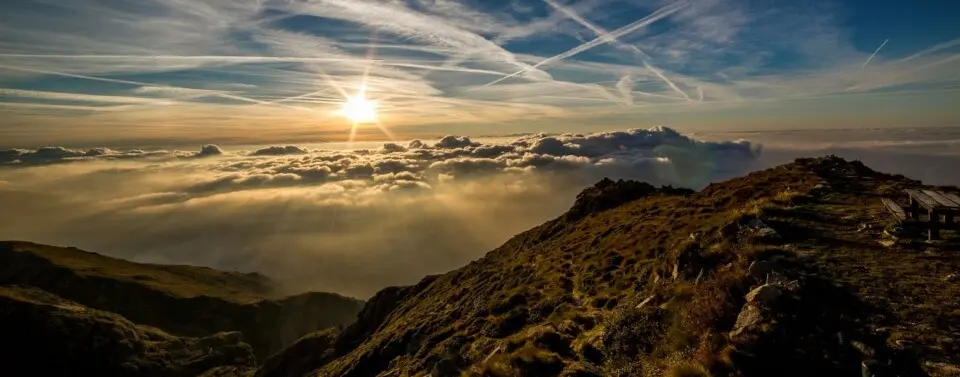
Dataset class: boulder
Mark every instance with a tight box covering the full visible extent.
[745,284,783,307]
[729,304,762,339]
[743,218,782,244]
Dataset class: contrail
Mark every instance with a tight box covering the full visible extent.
[0,64,319,114]
[900,37,960,62]
[642,61,690,101]
[860,39,889,70]
[542,0,690,101]
[485,1,687,86]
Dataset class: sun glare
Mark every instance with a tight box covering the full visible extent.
[339,94,378,123]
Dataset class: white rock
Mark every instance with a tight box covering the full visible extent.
[746,284,782,306]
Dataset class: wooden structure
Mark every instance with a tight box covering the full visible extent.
[903,189,960,240]
[881,198,907,223]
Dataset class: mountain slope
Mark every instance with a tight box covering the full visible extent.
[0,241,365,359]
[262,156,960,377]
[0,285,255,376]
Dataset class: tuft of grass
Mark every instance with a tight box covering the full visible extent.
[772,189,803,205]
[666,362,712,377]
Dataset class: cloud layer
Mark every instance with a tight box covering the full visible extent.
[0,127,760,298]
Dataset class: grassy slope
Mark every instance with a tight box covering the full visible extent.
[0,241,273,302]
[288,157,959,377]
[0,285,256,377]
[0,241,365,359]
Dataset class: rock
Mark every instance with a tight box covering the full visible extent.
[635,295,655,309]
[850,340,876,357]
[743,218,782,244]
[923,361,960,375]
[747,260,778,281]
[566,179,693,221]
[943,274,958,283]
[857,223,874,232]
[745,284,783,307]
[672,244,705,281]
[431,358,459,377]
[729,304,762,340]
[878,239,897,248]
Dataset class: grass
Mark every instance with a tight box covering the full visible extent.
[0,241,273,302]
[298,157,960,377]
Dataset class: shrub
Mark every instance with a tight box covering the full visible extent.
[602,305,668,365]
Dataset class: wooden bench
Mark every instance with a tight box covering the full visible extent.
[904,189,960,240]
[881,198,907,223]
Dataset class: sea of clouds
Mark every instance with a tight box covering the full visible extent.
[0,127,763,298]
[2,126,957,298]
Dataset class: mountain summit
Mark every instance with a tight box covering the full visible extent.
[261,156,959,377]
[2,156,958,377]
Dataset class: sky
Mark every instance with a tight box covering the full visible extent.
[0,0,958,148]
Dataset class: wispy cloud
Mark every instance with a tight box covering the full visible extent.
[0,0,958,146]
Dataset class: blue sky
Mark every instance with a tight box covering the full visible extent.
[0,0,958,147]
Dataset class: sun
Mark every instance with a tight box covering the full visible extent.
[339,94,378,123]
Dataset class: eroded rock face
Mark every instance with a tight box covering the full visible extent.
[0,285,255,377]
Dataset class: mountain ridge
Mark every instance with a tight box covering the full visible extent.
[0,241,365,364]
[263,156,960,377]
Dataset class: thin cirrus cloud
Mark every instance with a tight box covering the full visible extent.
[0,0,959,147]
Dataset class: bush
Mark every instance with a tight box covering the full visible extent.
[602,305,668,365]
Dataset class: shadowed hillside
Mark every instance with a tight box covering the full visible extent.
[0,242,364,362]
[259,156,960,377]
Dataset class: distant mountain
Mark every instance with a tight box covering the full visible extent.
[4,156,959,377]
[0,241,364,374]
[261,156,959,377]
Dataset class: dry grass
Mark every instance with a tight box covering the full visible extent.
[310,157,960,376]
[1,241,273,302]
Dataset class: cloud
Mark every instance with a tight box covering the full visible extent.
[251,146,310,156]
[0,146,171,165]
[195,144,224,158]
[0,127,761,298]
[2,0,959,146]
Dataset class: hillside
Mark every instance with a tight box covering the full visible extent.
[0,241,365,364]
[259,156,960,377]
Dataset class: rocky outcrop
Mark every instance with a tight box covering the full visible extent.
[0,285,255,376]
[565,178,693,221]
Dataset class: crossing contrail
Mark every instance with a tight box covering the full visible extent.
[484,1,687,87]
[860,39,889,70]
